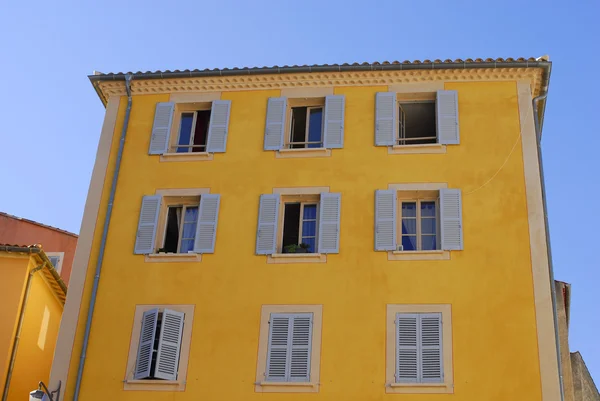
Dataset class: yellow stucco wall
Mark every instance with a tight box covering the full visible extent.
[66,81,544,400]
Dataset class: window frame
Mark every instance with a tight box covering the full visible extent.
[284,98,326,150]
[175,110,210,153]
[397,99,437,146]
[386,304,453,394]
[277,195,320,254]
[162,204,199,254]
[45,252,64,274]
[255,305,323,393]
[289,106,324,149]
[157,197,200,254]
[168,102,212,155]
[398,197,440,252]
[124,304,194,392]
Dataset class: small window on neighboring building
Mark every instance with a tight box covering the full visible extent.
[176,110,211,153]
[400,200,438,251]
[162,205,199,253]
[398,102,436,145]
[282,202,318,253]
[289,106,323,149]
[46,252,64,274]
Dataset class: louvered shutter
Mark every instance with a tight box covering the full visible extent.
[154,309,185,381]
[206,100,231,153]
[440,188,463,250]
[375,92,396,146]
[420,313,443,383]
[436,90,460,145]
[375,190,397,251]
[256,194,280,255]
[264,97,286,150]
[289,314,313,382]
[149,102,175,154]
[323,95,345,149]
[194,194,220,253]
[134,308,158,379]
[396,314,418,383]
[318,193,341,253]
[266,315,290,381]
[134,195,161,255]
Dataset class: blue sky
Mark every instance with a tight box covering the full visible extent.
[1,0,598,384]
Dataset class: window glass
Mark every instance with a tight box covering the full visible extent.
[48,255,60,268]
[177,113,194,153]
[180,207,199,253]
[193,110,211,152]
[307,108,323,148]
[301,204,318,252]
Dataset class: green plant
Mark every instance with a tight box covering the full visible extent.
[283,243,311,254]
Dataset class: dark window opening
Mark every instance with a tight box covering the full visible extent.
[290,107,323,148]
[282,203,301,248]
[163,207,181,253]
[147,313,162,379]
[176,110,211,153]
[398,102,437,145]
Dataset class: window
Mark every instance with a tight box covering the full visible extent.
[255,305,323,393]
[45,252,64,274]
[398,102,436,145]
[282,202,318,253]
[162,205,199,253]
[125,305,194,391]
[175,110,211,153]
[289,106,323,149]
[400,200,438,251]
[386,305,453,394]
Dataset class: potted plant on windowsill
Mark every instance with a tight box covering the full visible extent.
[283,243,311,254]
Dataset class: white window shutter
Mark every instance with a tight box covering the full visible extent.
[289,314,313,382]
[375,92,396,146]
[206,100,231,153]
[396,314,418,383]
[323,95,345,149]
[149,102,175,154]
[436,90,460,145]
[375,190,397,251]
[266,315,290,381]
[134,195,161,255]
[318,192,341,254]
[264,97,286,150]
[154,309,185,381]
[194,194,221,254]
[256,194,280,255]
[134,308,158,379]
[419,313,443,383]
[440,188,463,250]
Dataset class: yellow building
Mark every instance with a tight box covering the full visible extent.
[49,57,563,400]
[0,245,66,401]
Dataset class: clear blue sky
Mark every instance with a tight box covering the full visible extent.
[1,0,598,384]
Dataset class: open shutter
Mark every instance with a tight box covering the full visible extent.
[436,90,460,145]
[396,314,418,383]
[266,314,290,381]
[375,190,396,251]
[323,95,345,149]
[134,195,161,255]
[289,314,313,382]
[154,309,185,381]
[375,92,396,146]
[264,97,286,150]
[256,194,280,255]
[419,313,443,383]
[206,100,231,153]
[149,102,175,154]
[318,193,341,254]
[194,194,220,253]
[133,308,158,379]
[440,188,463,250]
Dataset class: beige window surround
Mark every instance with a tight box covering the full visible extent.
[275,97,329,158]
[124,304,194,392]
[45,252,65,274]
[386,304,453,394]
[276,148,331,158]
[255,305,323,393]
[389,143,446,155]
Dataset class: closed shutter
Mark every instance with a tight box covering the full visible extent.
[134,195,161,255]
[420,313,443,383]
[266,315,290,381]
[133,308,158,379]
[206,100,231,153]
[264,97,286,150]
[436,90,460,145]
[149,102,175,154]
[323,95,345,148]
[256,194,280,255]
[396,314,418,382]
[289,314,313,382]
[375,190,396,251]
[318,192,341,253]
[440,188,463,250]
[154,309,185,381]
[194,194,220,253]
[375,92,396,146]
[266,313,313,382]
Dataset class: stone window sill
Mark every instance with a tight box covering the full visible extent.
[276,148,331,158]
[160,152,213,162]
[386,382,453,394]
[145,253,202,263]
[255,381,319,393]
[388,143,446,154]
[267,253,327,264]
[124,379,185,391]
[387,250,450,261]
